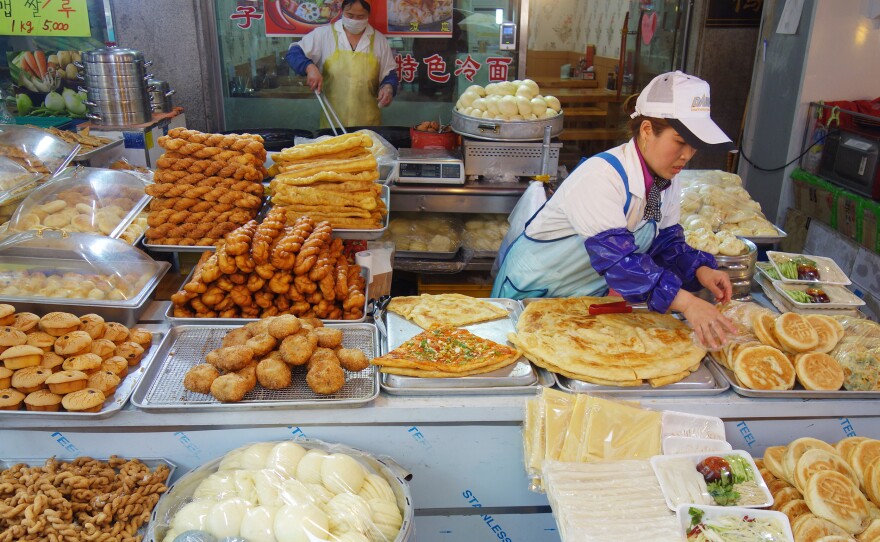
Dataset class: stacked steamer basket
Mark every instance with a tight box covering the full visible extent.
[77,46,153,126]
[147,78,175,113]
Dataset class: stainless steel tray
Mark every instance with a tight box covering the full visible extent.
[462,247,499,260]
[554,359,730,396]
[145,440,412,542]
[0,260,170,327]
[382,366,555,396]
[165,266,370,325]
[382,298,536,389]
[313,183,391,240]
[743,225,787,244]
[395,246,461,260]
[72,137,124,161]
[131,323,380,411]
[451,109,564,141]
[708,357,880,399]
[0,330,168,419]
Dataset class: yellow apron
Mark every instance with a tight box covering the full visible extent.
[321,26,381,128]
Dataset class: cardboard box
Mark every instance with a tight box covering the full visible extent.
[418,272,494,298]
[863,200,880,254]
[791,169,838,226]
[835,189,863,241]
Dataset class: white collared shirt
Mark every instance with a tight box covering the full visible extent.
[291,20,397,81]
[525,139,681,240]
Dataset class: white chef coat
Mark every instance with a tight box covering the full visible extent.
[526,139,682,240]
[291,19,397,82]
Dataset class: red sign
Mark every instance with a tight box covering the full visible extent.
[394,53,515,84]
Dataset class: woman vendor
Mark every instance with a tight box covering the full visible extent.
[285,0,398,127]
[492,71,737,347]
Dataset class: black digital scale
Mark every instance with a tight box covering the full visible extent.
[394,148,466,185]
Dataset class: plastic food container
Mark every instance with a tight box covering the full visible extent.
[767,251,851,286]
[650,450,773,511]
[676,504,794,542]
[0,126,79,209]
[7,167,149,238]
[663,436,733,456]
[146,439,414,542]
[772,281,866,310]
[0,230,170,325]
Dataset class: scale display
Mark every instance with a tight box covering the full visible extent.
[395,149,465,185]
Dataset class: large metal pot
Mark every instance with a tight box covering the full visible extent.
[81,73,154,88]
[82,85,151,102]
[451,109,564,141]
[79,61,149,77]
[81,46,146,64]
[146,79,175,113]
[84,98,152,115]
[87,110,152,126]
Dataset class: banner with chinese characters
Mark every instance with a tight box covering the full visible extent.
[261,0,452,38]
[0,0,91,37]
[395,53,513,85]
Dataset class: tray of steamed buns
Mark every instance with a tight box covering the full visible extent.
[0,303,166,417]
[145,439,413,542]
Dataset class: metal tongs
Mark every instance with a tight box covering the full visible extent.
[314,90,347,136]
[588,300,649,315]
[367,294,391,343]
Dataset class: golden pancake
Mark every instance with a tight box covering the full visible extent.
[771,486,803,510]
[779,499,812,525]
[868,501,880,521]
[784,438,838,485]
[402,294,510,330]
[805,470,871,534]
[387,296,422,319]
[864,458,880,507]
[851,440,880,490]
[775,313,819,353]
[796,352,846,391]
[793,514,851,541]
[765,445,789,480]
[815,535,857,541]
[807,314,844,353]
[761,467,776,484]
[837,437,870,463]
[857,518,880,541]
[769,479,794,495]
[733,345,796,391]
[795,448,860,491]
[753,312,784,349]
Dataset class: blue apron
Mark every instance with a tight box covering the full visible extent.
[491,153,658,299]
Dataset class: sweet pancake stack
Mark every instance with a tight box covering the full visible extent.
[713,303,876,391]
[269,132,387,230]
[758,436,880,541]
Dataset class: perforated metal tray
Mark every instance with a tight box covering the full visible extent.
[554,359,730,396]
[131,323,380,411]
[0,330,168,419]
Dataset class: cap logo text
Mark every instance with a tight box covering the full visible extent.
[691,95,710,111]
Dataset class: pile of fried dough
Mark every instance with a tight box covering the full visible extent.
[269,132,387,230]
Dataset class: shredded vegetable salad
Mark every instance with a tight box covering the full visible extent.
[687,507,789,542]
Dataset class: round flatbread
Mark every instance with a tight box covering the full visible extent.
[794,448,859,492]
[837,437,869,464]
[805,470,871,534]
[863,457,880,507]
[752,312,784,349]
[859,519,880,541]
[784,438,837,485]
[779,498,812,525]
[793,514,851,541]
[796,352,845,391]
[764,445,788,481]
[851,440,880,490]
[775,313,819,353]
[771,486,802,510]
[733,345,795,391]
[806,314,844,353]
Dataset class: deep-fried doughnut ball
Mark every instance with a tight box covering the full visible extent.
[257,356,292,389]
[294,329,319,349]
[313,327,343,349]
[244,318,272,337]
[245,333,277,357]
[307,358,345,395]
[184,364,220,394]
[279,334,315,366]
[236,364,258,389]
[301,317,324,329]
[222,327,253,347]
[310,347,339,367]
[337,348,369,372]
[206,345,255,372]
[210,373,250,402]
[268,314,302,339]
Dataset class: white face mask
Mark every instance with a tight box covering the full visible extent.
[342,16,368,34]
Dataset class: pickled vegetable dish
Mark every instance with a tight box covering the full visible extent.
[687,507,789,542]
[773,255,820,281]
[785,287,831,304]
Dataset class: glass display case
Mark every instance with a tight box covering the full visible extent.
[8,167,149,238]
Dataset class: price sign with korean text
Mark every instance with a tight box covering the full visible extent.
[0,0,91,37]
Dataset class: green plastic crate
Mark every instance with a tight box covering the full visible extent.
[13,116,73,129]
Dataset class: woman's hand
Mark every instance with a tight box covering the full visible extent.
[695,266,732,303]
[377,84,394,107]
[306,64,323,93]
[670,290,738,349]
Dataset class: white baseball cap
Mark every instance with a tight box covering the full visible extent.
[631,71,736,151]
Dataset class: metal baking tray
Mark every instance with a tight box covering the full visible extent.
[395,246,461,260]
[554,359,730,396]
[165,266,370,325]
[0,331,168,419]
[382,298,536,389]
[0,259,170,327]
[131,323,380,411]
[145,440,412,542]
[331,183,390,240]
[382,366,555,396]
[743,224,787,244]
[462,247,499,260]
[708,357,880,399]
[72,137,124,162]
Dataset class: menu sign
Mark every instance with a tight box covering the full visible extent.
[263,0,451,38]
[0,0,91,37]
